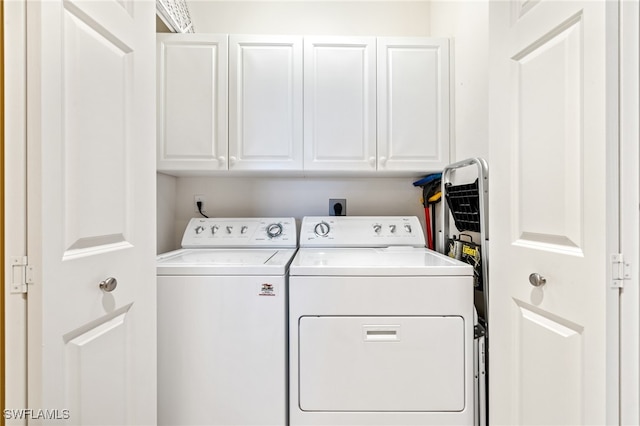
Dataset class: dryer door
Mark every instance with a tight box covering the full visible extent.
[298,315,465,412]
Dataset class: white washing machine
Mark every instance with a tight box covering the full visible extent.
[289,216,474,426]
[157,217,297,426]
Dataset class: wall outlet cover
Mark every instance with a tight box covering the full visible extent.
[329,198,346,216]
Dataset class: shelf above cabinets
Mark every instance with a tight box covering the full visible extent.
[157,34,450,176]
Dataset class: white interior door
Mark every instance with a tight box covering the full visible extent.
[489,1,616,424]
[26,1,156,424]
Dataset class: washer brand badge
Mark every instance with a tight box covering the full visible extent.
[259,283,276,296]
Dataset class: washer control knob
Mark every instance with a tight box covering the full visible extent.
[404,224,412,233]
[211,225,219,235]
[389,224,397,233]
[195,226,205,234]
[373,224,382,234]
[267,223,283,238]
[241,225,248,234]
[314,222,330,237]
[226,226,233,234]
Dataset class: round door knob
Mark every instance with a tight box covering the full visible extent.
[99,277,118,292]
[529,273,546,287]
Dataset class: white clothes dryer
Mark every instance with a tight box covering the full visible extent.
[157,217,297,426]
[289,216,474,426]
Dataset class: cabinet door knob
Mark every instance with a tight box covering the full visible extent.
[218,156,226,165]
[379,156,388,167]
[368,157,376,168]
[229,156,237,166]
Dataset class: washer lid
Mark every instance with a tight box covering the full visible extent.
[290,247,472,276]
[157,248,297,276]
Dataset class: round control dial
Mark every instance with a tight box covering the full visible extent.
[266,223,283,238]
[314,221,331,237]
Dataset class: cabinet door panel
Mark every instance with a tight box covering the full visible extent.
[229,35,303,171]
[157,34,228,172]
[377,38,449,172]
[304,37,376,171]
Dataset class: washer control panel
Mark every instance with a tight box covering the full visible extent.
[181,217,297,248]
[300,216,425,248]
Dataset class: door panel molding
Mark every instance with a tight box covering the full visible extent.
[63,7,133,255]
[511,12,584,255]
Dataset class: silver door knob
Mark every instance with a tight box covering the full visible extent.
[529,273,546,287]
[99,277,118,292]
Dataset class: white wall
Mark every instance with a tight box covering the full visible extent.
[157,0,490,252]
[431,0,489,175]
[157,173,178,253]
[188,0,431,36]
[169,176,426,248]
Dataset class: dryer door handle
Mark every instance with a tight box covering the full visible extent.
[363,325,401,342]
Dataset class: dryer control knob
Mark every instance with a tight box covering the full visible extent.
[373,224,382,234]
[195,226,205,235]
[314,222,330,237]
[404,224,412,233]
[267,223,283,238]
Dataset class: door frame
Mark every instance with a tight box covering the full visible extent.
[619,1,639,424]
[3,0,28,423]
[1,0,5,419]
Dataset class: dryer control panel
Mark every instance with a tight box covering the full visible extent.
[181,217,297,248]
[300,216,425,248]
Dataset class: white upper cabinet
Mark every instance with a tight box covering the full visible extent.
[303,37,377,172]
[377,37,450,172]
[157,34,228,172]
[156,34,450,175]
[229,35,303,171]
